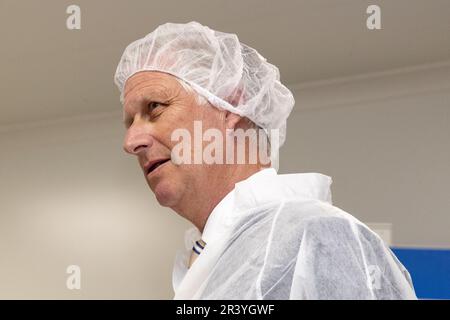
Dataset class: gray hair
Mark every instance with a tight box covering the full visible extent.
[175,77,207,106]
[175,77,272,158]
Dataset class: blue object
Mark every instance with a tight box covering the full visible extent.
[391,247,450,299]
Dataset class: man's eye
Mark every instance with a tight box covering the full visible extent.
[148,101,164,111]
[147,101,168,120]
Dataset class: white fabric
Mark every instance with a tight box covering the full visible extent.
[172,168,417,300]
[114,21,295,147]
[172,180,236,294]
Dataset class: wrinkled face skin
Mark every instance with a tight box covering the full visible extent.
[122,71,231,218]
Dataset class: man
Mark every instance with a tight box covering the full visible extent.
[114,21,416,299]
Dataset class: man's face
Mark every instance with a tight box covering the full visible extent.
[122,71,227,210]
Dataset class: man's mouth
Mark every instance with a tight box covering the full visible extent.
[146,159,171,175]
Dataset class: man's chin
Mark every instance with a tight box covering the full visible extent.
[151,181,180,207]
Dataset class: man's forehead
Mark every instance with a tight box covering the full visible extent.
[123,72,177,104]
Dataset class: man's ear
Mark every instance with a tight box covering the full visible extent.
[225,112,242,130]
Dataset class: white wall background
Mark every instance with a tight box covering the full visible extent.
[0,62,449,299]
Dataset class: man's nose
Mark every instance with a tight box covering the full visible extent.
[123,124,154,155]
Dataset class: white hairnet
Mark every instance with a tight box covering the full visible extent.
[114,21,295,147]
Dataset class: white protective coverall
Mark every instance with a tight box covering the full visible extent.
[172,168,417,299]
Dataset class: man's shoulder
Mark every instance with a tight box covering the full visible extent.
[271,197,382,247]
[233,196,380,251]
[278,197,358,225]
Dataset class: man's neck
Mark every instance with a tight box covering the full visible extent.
[174,165,264,233]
